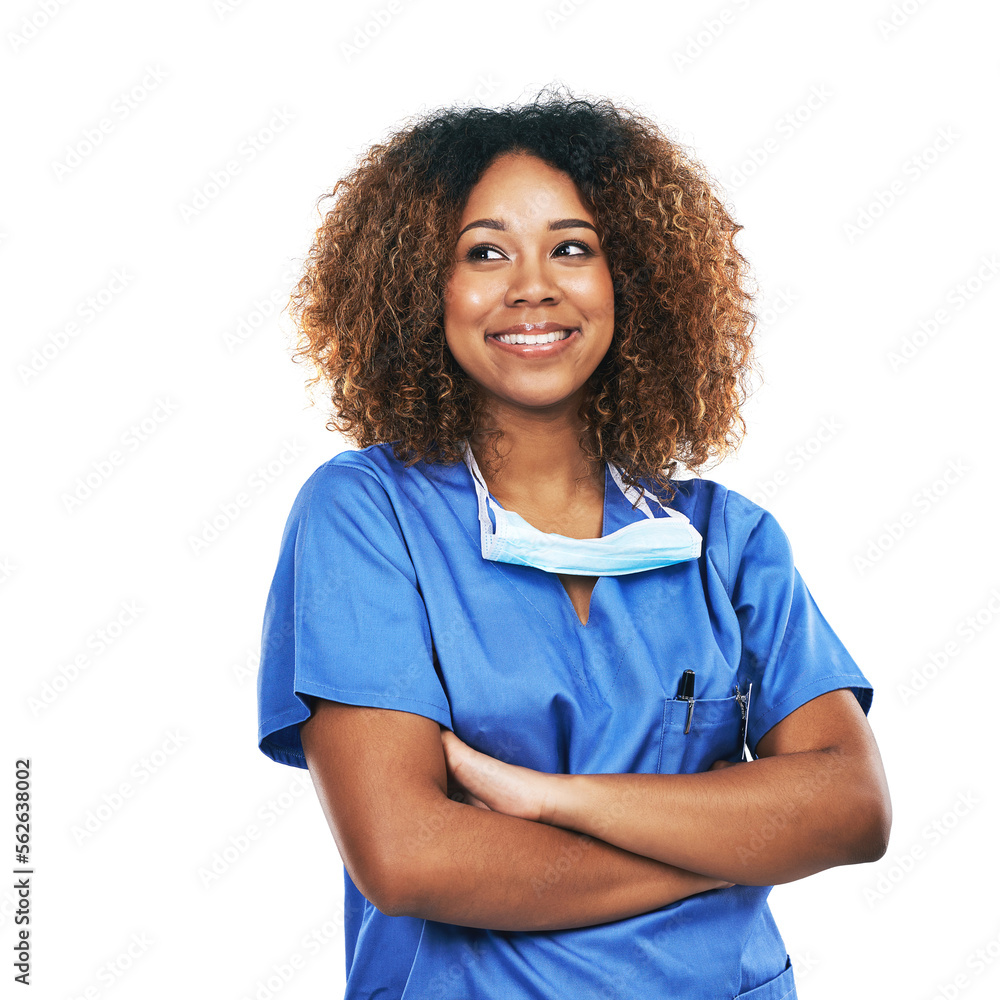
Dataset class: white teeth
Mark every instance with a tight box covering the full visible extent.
[495,329,574,345]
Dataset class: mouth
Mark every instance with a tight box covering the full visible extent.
[485,328,581,359]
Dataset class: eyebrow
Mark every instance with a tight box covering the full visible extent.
[457,217,598,237]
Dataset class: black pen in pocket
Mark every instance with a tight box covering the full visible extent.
[675,669,696,734]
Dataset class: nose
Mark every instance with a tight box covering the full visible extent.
[503,253,561,307]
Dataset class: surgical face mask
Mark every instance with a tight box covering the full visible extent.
[461,440,703,577]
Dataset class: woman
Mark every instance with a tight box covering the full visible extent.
[256,88,891,999]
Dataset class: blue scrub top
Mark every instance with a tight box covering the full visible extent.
[257,442,873,1000]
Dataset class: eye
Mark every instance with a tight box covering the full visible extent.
[464,240,595,262]
[465,243,505,262]
[554,240,594,257]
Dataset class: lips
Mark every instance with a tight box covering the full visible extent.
[486,327,581,357]
[490,328,577,345]
[487,321,581,339]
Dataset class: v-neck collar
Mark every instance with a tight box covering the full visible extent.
[459,456,660,630]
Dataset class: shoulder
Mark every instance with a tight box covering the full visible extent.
[283,443,408,525]
[300,442,409,496]
[289,441,451,533]
[657,476,786,588]
[655,475,771,536]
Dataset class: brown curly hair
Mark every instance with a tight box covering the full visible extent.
[287,84,759,505]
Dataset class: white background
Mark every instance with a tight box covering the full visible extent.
[4,0,999,997]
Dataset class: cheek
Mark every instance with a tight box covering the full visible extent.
[576,274,615,330]
[444,274,494,320]
[443,290,481,363]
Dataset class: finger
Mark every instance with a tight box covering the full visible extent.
[709,759,735,770]
[445,780,490,810]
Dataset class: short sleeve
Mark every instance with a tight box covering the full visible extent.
[256,459,451,768]
[725,493,873,758]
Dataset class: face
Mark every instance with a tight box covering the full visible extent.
[443,152,615,423]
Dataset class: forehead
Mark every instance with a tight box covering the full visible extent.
[458,152,592,225]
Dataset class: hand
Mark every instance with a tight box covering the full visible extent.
[446,773,493,811]
[709,758,739,771]
[440,728,554,823]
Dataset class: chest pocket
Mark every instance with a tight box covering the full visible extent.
[657,691,746,774]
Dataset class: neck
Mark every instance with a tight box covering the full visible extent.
[469,400,604,505]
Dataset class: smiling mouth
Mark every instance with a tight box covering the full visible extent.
[489,328,578,345]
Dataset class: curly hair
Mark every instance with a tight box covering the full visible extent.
[287,83,759,505]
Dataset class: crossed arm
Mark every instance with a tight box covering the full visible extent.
[300,687,890,932]
[442,688,891,886]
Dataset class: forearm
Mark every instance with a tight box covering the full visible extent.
[547,748,887,886]
[381,796,728,932]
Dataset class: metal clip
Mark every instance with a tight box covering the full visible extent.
[735,680,753,761]
[676,670,696,735]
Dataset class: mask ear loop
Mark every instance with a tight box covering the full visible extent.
[607,462,655,518]
[608,462,694,523]
[461,440,507,556]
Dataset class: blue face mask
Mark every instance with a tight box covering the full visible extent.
[461,440,702,577]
